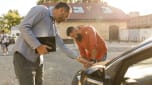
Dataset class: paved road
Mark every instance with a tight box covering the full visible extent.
[0,42,138,85]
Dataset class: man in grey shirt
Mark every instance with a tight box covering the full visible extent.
[13,2,80,85]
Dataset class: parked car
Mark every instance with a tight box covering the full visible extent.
[73,38,152,85]
[8,36,15,44]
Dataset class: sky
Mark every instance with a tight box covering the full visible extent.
[106,0,152,15]
[0,0,37,16]
[0,0,152,16]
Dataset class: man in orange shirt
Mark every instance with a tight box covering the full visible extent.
[66,25,107,68]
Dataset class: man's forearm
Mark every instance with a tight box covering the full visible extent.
[76,56,93,64]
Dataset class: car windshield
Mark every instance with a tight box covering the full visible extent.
[124,57,152,85]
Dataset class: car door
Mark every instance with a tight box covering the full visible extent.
[123,57,152,85]
[113,45,152,85]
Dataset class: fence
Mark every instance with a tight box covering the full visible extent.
[119,28,152,42]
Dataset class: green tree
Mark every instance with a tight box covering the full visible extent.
[37,0,77,5]
[0,17,5,30]
[1,10,22,31]
[36,0,103,4]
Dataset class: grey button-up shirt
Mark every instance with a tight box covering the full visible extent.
[13,5,78,62]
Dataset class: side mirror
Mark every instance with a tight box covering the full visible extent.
[86,65,105,81]
[80,65,105,85]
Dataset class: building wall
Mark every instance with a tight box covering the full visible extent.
[119,28,152,42]
[119,29,128,41]
[128,12,140,18]
[11,26,20,37]
[128,14,152,28]
[57,21,127,40]
[139,29,152,41]
[128,29,140,42]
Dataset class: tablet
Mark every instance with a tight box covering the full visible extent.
[36,36,56,52]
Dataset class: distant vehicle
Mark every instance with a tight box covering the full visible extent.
[72,38,152,85]
[8,36,15,44]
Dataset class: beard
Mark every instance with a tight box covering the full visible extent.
[56,17,66,23]
[76,33,83,42]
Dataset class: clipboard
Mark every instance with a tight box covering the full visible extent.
[36,36,56,53]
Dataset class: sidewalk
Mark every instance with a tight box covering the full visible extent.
[65,41,140,51]
[106,41,140,48]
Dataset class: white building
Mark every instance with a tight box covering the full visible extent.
[11,26,20,42]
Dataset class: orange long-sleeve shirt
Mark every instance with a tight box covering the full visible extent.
[76,26,107,60]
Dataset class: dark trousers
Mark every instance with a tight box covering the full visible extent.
[13,52,43,85]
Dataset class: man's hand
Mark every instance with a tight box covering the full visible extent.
[76,56,95,68]
[83,61,94,68]
[36,45,52,55]
[76,56,88,64]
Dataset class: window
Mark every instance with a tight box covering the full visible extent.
[73,6,84,13]
[101,7,112,14]
[123,57,152,85]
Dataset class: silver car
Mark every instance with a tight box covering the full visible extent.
[72,38,152,85]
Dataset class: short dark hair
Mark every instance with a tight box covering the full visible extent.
[54,2,71,12]
[66,26,75,36]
